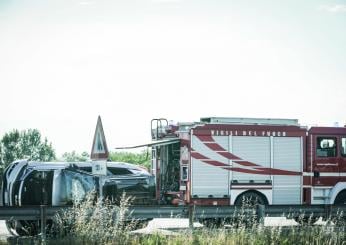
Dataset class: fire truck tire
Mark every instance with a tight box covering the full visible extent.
[234,191,268,206]
[334,190,346,205]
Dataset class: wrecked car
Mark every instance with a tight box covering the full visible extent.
[2,160,155,235]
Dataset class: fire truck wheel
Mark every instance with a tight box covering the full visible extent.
[234,191,268,206]
[334,190,346,205]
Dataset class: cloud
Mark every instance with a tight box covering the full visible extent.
[318,4,346,13]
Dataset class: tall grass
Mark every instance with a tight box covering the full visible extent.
[53,192,136,244]
[52,194,346,245]
[130,225,345,245]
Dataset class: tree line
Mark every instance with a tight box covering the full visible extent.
[0,129,150,176]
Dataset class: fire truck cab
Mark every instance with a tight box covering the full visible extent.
[307,127,346,205]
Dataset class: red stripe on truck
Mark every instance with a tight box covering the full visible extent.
[204,160,229,167]
[204,143,226,151]
[195,135,214,142]
[255,167,301,176]
[191,154,301,176]
[233,160,259,167]
[190,152,208,160]
[223,167,268,175]
[218,151,242,161]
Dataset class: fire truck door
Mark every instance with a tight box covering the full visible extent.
[313,135,339,185]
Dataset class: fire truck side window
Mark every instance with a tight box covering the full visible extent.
[316,137,337,157]
[341,137,346,157]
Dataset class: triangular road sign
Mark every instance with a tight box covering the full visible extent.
[91,116,109,160]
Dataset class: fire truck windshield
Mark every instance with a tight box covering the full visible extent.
[342,137,346,157]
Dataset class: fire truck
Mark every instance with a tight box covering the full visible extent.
[121,117,346,206]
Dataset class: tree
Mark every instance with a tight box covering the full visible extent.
[61,151,90,162]
[0,129,56,169]
[109,150,151,170]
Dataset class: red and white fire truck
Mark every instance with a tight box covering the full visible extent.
[122,117,346,206]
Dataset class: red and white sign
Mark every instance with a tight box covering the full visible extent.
[91,116,109,161]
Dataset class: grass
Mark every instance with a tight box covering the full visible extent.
[42,195,346,245]
[129,226,346,245]
[53,192,136,244]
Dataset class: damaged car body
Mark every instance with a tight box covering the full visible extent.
[2,160,155,235]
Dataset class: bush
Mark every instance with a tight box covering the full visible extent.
[109,150,151,170]
[54,192,136,244]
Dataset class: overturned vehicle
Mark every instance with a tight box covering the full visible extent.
[2,160,155,235]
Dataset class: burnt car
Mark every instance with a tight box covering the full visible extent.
[2,160,155,235]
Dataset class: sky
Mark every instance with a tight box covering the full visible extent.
[0,0,345,156]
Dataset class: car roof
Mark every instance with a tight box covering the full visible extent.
[27,161,70,170]
[26,161,147,172]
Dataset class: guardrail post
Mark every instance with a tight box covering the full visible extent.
[188,205,194,230]
[256,204,265,225]
[40,205,47,245]
[325,205,332,221]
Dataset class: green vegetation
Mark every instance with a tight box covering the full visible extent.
[60,149,151,169]
[0,129,55,176]
[54,192,136,245]
[129,226,346,245]
[60,151,90,162]
[109,150,151,170]
[0,127,150,171]
[51,195,346,245]
[60,150,151,169]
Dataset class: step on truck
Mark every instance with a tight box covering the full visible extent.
[121,117,346,206]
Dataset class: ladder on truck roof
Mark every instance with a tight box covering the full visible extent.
[200,117,299,126]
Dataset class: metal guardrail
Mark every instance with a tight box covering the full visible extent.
[0,204,345,221]
[0,206,65,220]
[130,205,187,219]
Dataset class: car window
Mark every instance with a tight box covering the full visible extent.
[108,167,132,175]
[79,167,92,172]
[22,171,53,205]
[129,168,144,175]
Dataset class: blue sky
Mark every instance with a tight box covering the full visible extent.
[0,0,345,155]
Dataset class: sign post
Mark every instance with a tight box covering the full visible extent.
[91,116,109,176]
